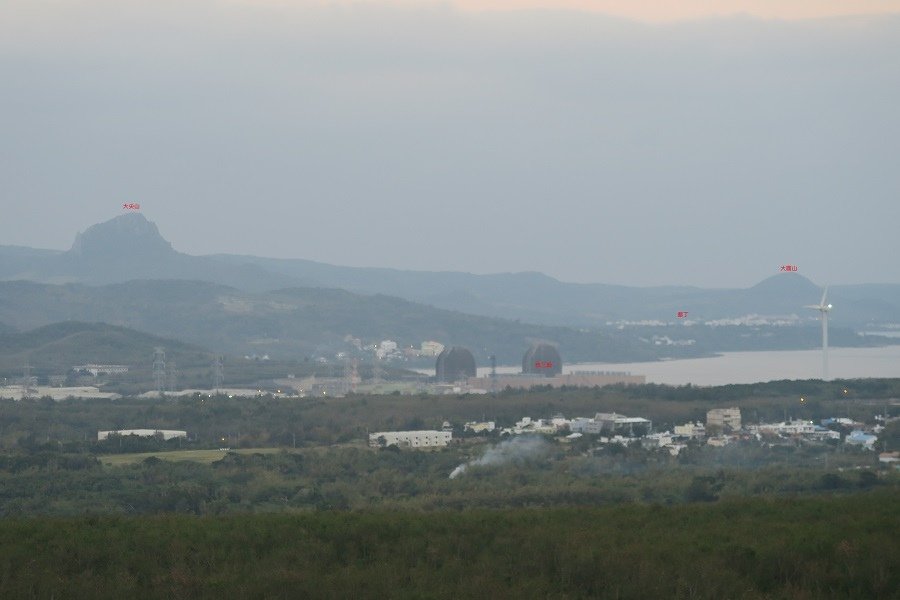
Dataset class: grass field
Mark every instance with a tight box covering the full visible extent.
[98,447,300,466]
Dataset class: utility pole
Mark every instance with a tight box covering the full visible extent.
[489,354,497,397]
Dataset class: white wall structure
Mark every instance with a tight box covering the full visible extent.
[98,429,187,441]
[369,430,452,448]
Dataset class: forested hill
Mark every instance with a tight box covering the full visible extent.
[0,322,212,375]
[0,281,671,365]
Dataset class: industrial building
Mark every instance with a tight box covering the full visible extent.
[435,346,477,382]
[368,430,453,449]
[467,371,645,390]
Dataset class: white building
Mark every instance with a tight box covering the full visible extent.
[845,430,877,450]
[420,341,445,357]
[642,432,674,448]
[674,422,706,439]
[98,429,187,441]
[73,364,129,376]
[374,340,399,359]
[811,427,841,441]
[707,408,742,431]
[599,435,640,446]
[508,417,560,435]
[369,430,452,448]
[569,413,652,437]
[570,418,603,435]
[751,420,816,436]
[464,421,496,433]
[595,413,652,437]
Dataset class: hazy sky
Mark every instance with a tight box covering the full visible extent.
[2,1,899,287]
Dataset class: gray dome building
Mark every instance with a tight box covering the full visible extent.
[435,346,477,382]
[522,343,562,377]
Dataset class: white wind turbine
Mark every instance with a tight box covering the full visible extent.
[805,286,832,380]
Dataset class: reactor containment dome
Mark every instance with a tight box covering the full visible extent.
[435,346,477,382]
[522,343,562,377]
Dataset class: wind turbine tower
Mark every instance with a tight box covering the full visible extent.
[805,286,833,380]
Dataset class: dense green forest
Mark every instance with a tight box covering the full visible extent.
[1,492,897,598]
[1,441,895,516]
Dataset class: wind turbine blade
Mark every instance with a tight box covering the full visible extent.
[820,285,829,307]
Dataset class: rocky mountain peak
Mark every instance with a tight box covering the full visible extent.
[68,213,174,259]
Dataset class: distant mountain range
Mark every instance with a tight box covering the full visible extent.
[0,214,897,368]
[2,213,898,329]
[0,214,291,292]
[209,255,900,328]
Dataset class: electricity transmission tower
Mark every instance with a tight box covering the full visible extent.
[167,357,178,392]
[152,347,166,394]
[22,364,37,398]
[212,355,224,392]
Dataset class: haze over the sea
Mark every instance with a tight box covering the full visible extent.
[478,346,900,386]
[2,0,899,287]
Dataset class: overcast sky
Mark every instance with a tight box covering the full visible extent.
[2,1,899,287]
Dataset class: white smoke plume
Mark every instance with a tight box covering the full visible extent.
[449,435,549,479]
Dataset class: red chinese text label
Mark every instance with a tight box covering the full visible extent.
[123,203,141,210]
[534,361,554,369]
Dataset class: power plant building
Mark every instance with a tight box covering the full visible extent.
[435,346,477,382]
[468,371,645,391]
